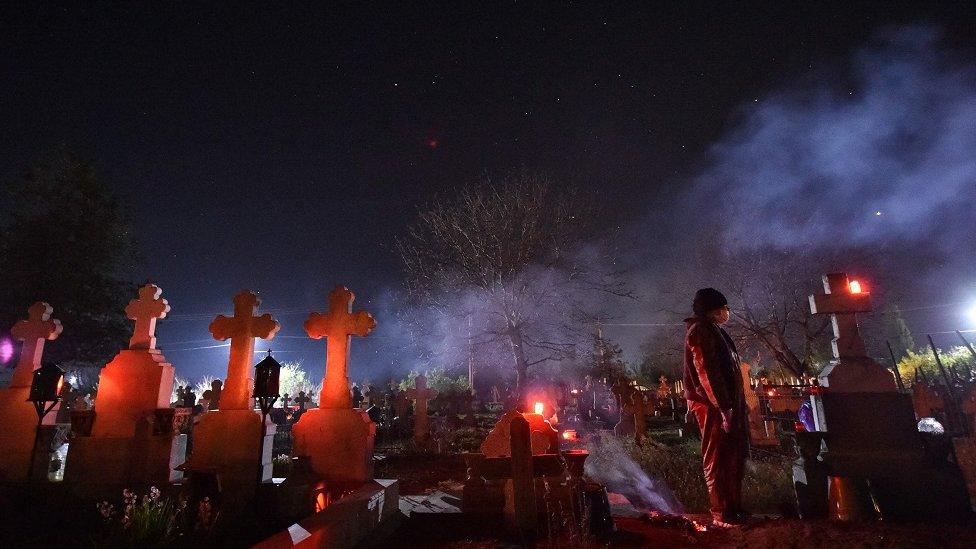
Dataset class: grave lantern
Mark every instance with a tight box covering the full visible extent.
[254,351,281,400]
[28,362,65,415]
[26,362,65,482]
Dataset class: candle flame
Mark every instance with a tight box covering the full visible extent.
[849,280,862,294]
[534,402,544,415]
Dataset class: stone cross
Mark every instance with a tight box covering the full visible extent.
[304,286,376,409]
[9,302,63,387]
[809,272,895,393]
[296,391,311,411]
[406,374,439,441]
[282,393,292,410]
[209,290,280,410]
[808,273,872,360]
[125,284,170,350]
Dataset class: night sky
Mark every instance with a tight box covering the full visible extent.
[2,3,975,382]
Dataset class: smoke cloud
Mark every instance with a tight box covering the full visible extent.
[697,25,976,266]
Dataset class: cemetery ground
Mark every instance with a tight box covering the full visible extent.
[2,402,976,547]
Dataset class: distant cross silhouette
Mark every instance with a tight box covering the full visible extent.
[282,393,292,410]
[304,286,376,409]
[406,374,439,440]
[10,302,62,387]
[296,391,311,411]
[209,290,280,410]
[125,284,170,350]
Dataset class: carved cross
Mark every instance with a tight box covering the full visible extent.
[125,284,170,350]
[808,273,871,360]
[406,374,439,440]
[296,391,311,411]
[209,290,280,410]
[304,286,376,409]
[10,302,63,387]
[282,393,292,410]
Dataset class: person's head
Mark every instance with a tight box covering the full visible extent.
[693,288,729,325]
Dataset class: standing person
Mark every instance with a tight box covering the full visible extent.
[683,288,748,526]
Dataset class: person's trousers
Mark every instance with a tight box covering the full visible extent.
[690,401,748,521]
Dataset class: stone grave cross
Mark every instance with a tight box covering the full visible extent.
[304,286,376,409]
[809,272,895,393]
[9,302,63,387]
[209,290,280,410]
[125,283,170,350]
[406,374,438,441]
[809,273,871,360]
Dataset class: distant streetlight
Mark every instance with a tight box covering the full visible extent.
[966,303,976,326]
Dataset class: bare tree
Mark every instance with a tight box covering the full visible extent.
[396,172,629,398]
[717,248,832,378]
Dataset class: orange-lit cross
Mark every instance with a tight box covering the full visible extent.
[210,290,280,410]
[304,286,376,409]
[125,284,170,350]
[10,302,63,387]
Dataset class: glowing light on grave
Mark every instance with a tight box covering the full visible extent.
[848,280,862,294]
[534,401,544,415]
[562,429,578,441]
[0,338,12,364]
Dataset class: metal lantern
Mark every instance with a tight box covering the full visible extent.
[28,362,65,408]
[253,351,282,399]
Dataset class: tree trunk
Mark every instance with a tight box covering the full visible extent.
[508,323,530,410]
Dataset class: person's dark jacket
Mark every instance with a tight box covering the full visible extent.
[683,317,745,412]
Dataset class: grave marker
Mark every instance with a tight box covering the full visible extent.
[292,286,378,483]
[406,374,438,442]
[0,302,63,480]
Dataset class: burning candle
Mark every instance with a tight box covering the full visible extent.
[562,429,578,441]
[849,280,862,294]
[534,402,544,415]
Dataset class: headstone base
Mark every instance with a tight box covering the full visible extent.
[292,408,375,483]
[0,386,60,481]
[64,432,186,496]
[818,356,896,393]
[181,409,275,502]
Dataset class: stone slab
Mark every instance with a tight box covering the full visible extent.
[817,356,896,394]
[91,349,175,438]
[254,479,398,549]
[64,433,185,495]
[181,409,275,500]
[292,408,375,483]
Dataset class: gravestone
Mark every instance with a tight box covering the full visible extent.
[741,361,778,446]
[481,409,558,457]
[0,302,63,480]
[808,273,896,394]
[406,374,438,443]
[181,290,280,501]
[292,286,377,483]
[65,284,187,492]
[911,382,944,419]
[794,273,971,520]
[208,379,223,410]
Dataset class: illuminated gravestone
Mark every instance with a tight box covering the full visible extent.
[181,290,280,501]
[405,374,438,443]
[0,302,62,480]
[793,273,973,521]
[740,361,777,447]
[65,284,187,492]
[808,273,896,393]
[292,286,377,483]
